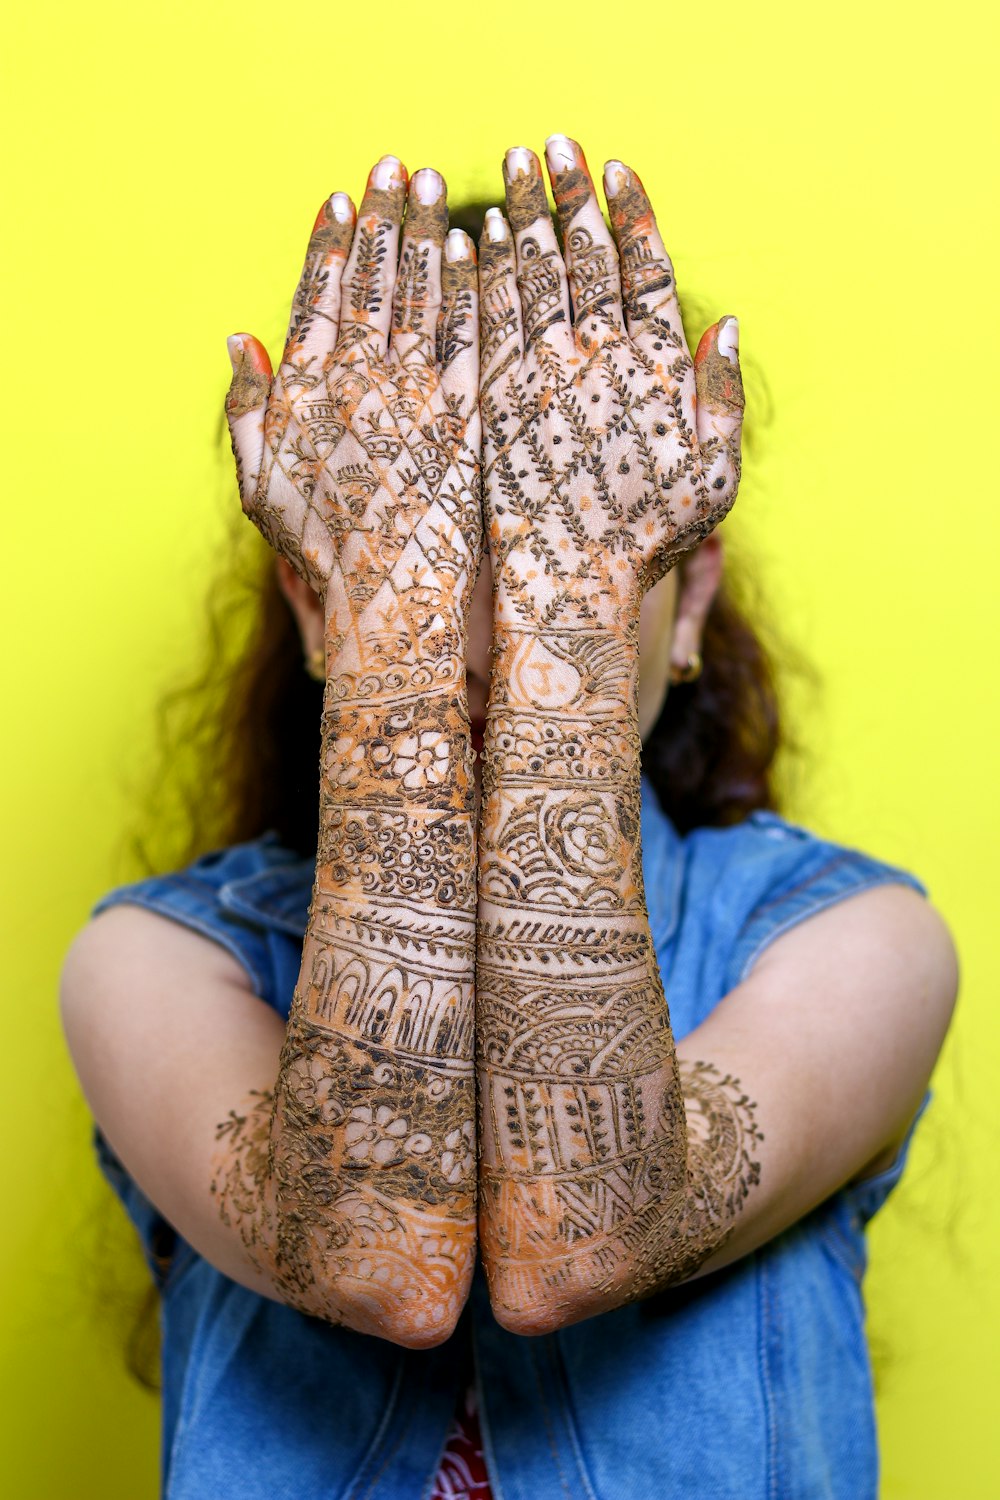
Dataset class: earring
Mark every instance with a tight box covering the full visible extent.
[304,646,326,682]
[670,651,703,685]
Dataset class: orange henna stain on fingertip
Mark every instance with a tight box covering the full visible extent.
[694,321,744,414]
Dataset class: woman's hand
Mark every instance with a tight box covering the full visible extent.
[225,155,481,656]
[479,136,743,625]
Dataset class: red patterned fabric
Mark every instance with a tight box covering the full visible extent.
[428,1379,493,1499]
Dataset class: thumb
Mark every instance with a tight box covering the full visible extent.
[224,334,273,508]
[694,316,744,504]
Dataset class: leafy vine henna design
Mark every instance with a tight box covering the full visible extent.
[217,158,482,1346]
[475,139,756,1332]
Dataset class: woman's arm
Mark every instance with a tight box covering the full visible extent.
[215,157,483,1347]
[475,138,746,1332]
[474,138,957,1335]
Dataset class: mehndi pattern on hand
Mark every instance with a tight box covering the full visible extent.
[475,138,759,1332]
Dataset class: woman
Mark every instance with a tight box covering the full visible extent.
[60,136,958,1498]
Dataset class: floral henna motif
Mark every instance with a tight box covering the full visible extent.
[217,159,482,1345]
[475,140,757,1331]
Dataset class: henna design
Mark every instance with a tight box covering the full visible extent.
[479,1059,763,1311]
[564,225,621,322]
[516,234,569,345]
[392,241,433,335]
[216,159,481,1346]
[476,141,753,1331]
[439,256,477,374]
[284,196,355,359]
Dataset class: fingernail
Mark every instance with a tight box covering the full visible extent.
[330,192,352,224]
[412,168,443,205]
[603,160,629,198]
[226,334,244,370]
[446,228,471,261]
[484,208,508,242]
[372,155,404,190]
[545,134,576,173]
[718,317,740,362]
[505,146,535,179]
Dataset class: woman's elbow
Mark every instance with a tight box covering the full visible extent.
[280,1233,474,1349]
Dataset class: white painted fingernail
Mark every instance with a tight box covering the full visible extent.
[603,160,628,198]
[718,317,740,362]
[484,208,508,242]
[446,228,470,261]
[372,155,404,190]
[330,192,352,223]
[545,134,576,173]
[413,168,443,205]
[505,146,534,178]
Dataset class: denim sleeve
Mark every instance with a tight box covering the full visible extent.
[723,812,934,1224]
[725,812,930,988]
[90,866,273,999]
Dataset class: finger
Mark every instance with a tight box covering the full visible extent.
[280,192,355,370]
[390,167,447,369]
[502,146,572,355]
[694,317,744,507]
[544,134,623,336]
[439,228,479,406]
[478,208,523,393]
[603,160,689,362]
[225,334,273,509]
[336,155,408,357]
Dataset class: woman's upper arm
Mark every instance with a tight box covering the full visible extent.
[676,881,958,1280]
[59,902,288,1299]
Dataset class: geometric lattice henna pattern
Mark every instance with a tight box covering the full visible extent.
[217,156,482,1346]
[476,138,752,1332]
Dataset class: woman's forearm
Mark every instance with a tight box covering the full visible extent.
[213,579,478,1348]
[476,589,758,1333]
[266,580,477,1343]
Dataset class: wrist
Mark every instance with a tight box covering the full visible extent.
[486,610,640,729]
[322,580,469,704]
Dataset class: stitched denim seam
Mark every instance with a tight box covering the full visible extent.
[527,1339,577,1500]
[92,893,268,997]
[736,872,924,985]
[814,1216,866,1287]
[470,1320,506,1500]
[549,1336,600,1500]
[343,1354,408,1500]
[164,1287,262,1483]
[756,1251,780,1500]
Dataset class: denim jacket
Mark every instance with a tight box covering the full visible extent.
[90,776,933,1500]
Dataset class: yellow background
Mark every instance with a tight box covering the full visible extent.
[2,1,996,1494]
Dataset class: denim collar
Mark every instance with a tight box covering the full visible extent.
[217,775,684,948]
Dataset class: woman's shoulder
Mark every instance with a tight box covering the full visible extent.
[91,831,311,918]
[640,778,930,991]
[86,831,315,998]
[686,806,928,903]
